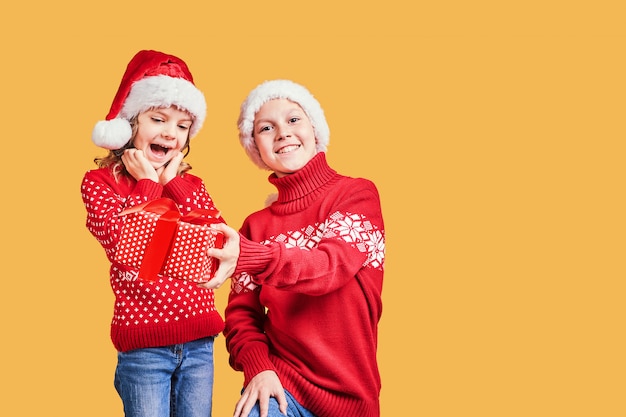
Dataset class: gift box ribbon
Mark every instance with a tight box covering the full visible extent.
[117,198,222,281]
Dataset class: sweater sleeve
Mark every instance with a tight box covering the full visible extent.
[162,174,223,217]
[81,169,163,261]
[234,180,385,296]
[223,288,278,385]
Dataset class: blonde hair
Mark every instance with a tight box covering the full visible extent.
[94,113,192,181]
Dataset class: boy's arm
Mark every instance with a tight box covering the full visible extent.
[224,277,277,386]
[236,183,384,296]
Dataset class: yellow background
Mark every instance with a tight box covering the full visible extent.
[1,1,624,416]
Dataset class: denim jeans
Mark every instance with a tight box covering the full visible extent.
[114,337,215,417]
[244,389,317,417]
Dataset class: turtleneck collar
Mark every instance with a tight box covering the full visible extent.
[267,152,339,211]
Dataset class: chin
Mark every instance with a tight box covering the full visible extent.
[150,160,169,170]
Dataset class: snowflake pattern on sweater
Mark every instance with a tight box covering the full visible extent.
[231,210,385,294]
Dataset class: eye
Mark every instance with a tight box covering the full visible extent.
[178,124,191,131]
[289,117,300,123]
[151,117,165,123]
[258,125,272,133]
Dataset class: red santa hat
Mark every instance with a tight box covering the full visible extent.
[237,79,330,170]
[92,50,206,150]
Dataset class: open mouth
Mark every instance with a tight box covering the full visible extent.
[150,144,171,157]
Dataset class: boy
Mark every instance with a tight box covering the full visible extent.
[206,80,385,417]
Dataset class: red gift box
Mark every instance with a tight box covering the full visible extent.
[113,198,223,283]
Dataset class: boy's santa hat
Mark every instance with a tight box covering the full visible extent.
[92,50,206,150]
[237,79,330,170]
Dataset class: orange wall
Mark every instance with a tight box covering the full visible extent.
[1,1,624,416]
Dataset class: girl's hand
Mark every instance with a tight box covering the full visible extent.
[157,151,184,185]
[197,223,240,290]
[122,149,159,182]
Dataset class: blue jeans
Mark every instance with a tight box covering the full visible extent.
[114,337,215,417]
[244,389,317,417]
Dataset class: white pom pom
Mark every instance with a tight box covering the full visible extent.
[92,118,133,149]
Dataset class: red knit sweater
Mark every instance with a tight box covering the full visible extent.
[224,153,385,417]
[81,168,225,352]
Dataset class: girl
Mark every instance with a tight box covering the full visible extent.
[81,50,224,417]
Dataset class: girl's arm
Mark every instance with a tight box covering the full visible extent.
[162,173,223,218]
[81,169,163,260]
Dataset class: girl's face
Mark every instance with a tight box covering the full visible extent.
[133,107,192,169]
[253,98,317,177]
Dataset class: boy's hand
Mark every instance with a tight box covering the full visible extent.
[234,371,288,417]
[197,223,240,290]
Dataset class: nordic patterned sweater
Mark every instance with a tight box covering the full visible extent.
[81,168,225,352]
[224,152,385,417]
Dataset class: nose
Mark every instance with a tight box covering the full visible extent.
[276,124,291,140]
[162,123,177,139]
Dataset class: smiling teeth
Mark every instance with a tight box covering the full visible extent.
[277,145,300,154]
[151,144,171,154]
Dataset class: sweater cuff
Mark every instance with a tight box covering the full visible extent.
[234,235,275,277]
[239,343,277,386]
[132,179,163,200]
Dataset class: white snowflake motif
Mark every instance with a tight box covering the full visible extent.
[284,231,304,248]
[322,212,384,268]
[231,272,258,294]
[120,269,138,282]
[231,211,385,293]
[327,213,367,243]
[364,229,385,269]
[266,211,385,270]
[262,224,325,250]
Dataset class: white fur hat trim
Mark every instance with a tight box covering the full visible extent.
[92,75,206,150]
[237,80,329,169]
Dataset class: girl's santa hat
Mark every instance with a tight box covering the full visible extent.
[237,79,330,170]
[92,50,206,150]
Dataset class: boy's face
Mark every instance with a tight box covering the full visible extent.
[133,107,192,169]
[253,98,317,177]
